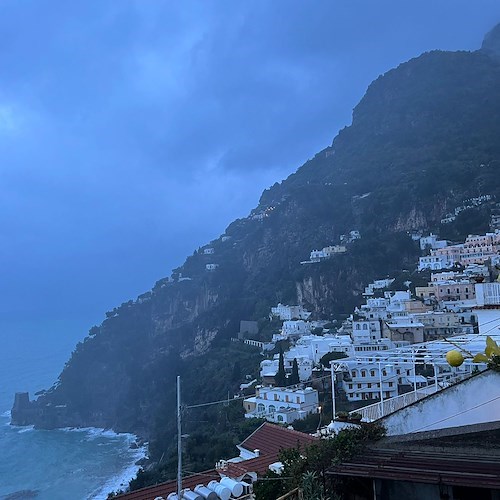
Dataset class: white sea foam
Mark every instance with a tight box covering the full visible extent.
[1,410,11,418]
[17,425,35,433]
[88,444,148,499]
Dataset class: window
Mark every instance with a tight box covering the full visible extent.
[363,324,368,330]
[277,415,284,422]
[361,370,366,377]
[370,370,375,377]
[357,384,362,389]
[257,403,265,413]
[388,382,393,387]
[352,370,357,377]
[269,405,276,413]
[356,324,361,330]
[349,384,353,389]
[367,383,372,388]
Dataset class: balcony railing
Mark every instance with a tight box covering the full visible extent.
[352,386,440,422]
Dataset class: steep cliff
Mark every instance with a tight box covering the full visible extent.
[12,24,500,462]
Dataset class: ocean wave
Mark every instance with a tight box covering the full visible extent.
[58,426,131,442]
[1,410,11,418]
[17,425,35,434]
[87,444,148,499]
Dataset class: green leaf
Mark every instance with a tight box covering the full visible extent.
[485,336,500,357]
[473,353,489,363]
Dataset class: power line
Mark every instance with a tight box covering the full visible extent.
[412,395,500,433]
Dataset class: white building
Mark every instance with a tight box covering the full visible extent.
[352,319,382,343]
[206,263,219,271]
[270,303,311,321]
[419,233,448,251]
[363,278,395,296]
[243,386,319,424]
[203,247,215,255]
[475,282,500,306]
[260,356,314,383]
[418,254,451,271]
[340,362,405,402]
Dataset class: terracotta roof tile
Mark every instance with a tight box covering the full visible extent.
[115,424,316,499]
[115,470,219,500]
[239,422,317,456]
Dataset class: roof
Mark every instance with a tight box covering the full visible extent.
[328,448,500,489]
[239,422,317,456]
[328,428,500,489]
[116,424,316,499]
[220,423,317,478]
[115,470,220,500]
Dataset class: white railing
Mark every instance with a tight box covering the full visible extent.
[352,386,440,422]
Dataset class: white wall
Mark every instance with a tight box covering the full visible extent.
[382,370,500,436]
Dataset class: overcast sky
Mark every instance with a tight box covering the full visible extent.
[1,1,499,335]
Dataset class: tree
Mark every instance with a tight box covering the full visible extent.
[231,361,242,382]
[275,347,287,387]
[289,358,300,386]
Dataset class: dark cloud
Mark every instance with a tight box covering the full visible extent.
[0,1,499,328]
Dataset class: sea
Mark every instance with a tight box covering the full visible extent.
[0,318,146,500]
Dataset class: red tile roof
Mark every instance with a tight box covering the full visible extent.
[115,470,219,500]
[219,423,318,479]
[115,423,317,499]
[239,422,317,456]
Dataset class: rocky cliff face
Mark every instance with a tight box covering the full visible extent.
[12,25,500,459]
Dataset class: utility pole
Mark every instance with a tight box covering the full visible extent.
[177,375,182,497]
[330,361,336,420]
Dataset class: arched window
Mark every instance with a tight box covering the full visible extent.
[361,370,366,377]
[257,403,265,413]
[352,370,357,378]
[356,324,361,330]
[269,405,276,413]
[363,324,368,330]
[277,415,284,422]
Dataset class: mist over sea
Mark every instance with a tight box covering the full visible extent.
[0,319,144,499]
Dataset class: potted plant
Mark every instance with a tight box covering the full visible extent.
[336,411,349,422]
[348,412,363,423]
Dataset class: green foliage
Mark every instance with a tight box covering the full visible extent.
[289,358,300,386]
[253,470,284,500]
[271,423,386,499]
[473,336,500,372]
[275,347,287,387]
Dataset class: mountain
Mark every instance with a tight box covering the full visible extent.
[12,23,500,474]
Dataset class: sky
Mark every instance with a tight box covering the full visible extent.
[0,1,499,337]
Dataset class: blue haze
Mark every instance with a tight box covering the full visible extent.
[0,2,500,497]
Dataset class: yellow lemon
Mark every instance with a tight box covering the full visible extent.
[446,350,464,367]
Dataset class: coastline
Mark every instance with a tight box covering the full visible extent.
[1,411,148,500]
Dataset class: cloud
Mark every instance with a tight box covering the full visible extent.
[0,0,499,326]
